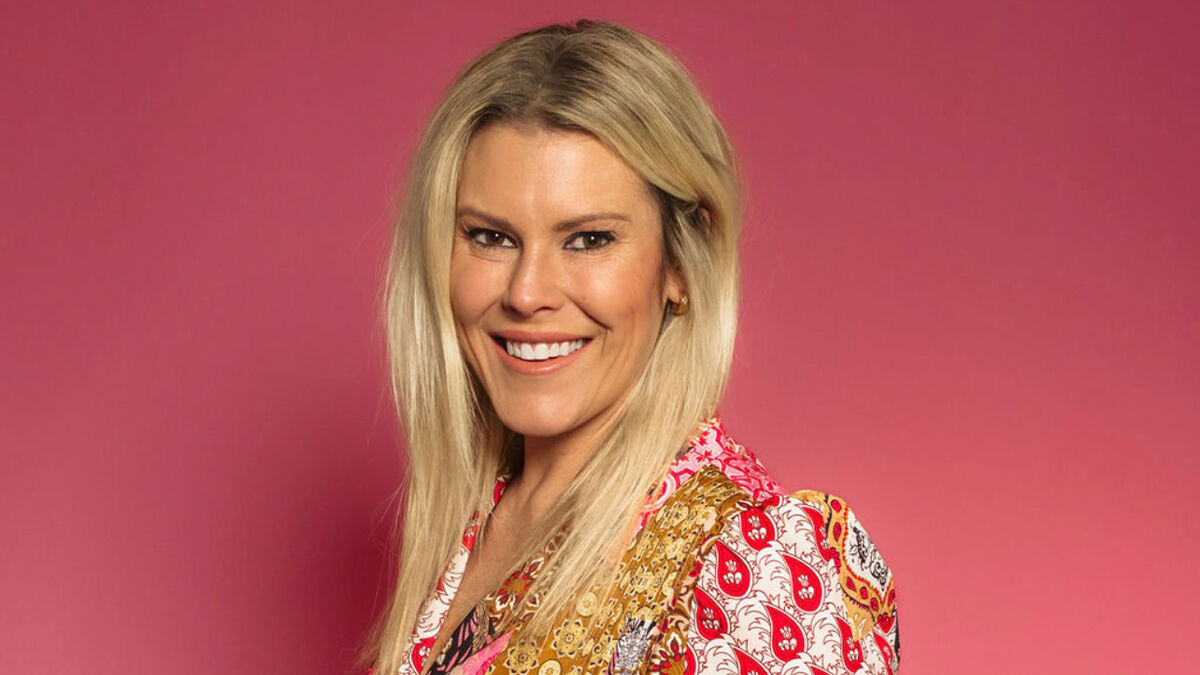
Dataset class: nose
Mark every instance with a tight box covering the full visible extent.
[501,244,563,317]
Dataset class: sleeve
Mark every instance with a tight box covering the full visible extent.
[680,492,900,675]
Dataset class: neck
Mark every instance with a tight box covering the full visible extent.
[502,413,617,524]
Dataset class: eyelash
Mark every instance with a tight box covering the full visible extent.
[466,228,516,249]
[564,231,616,251]
[464,227,615,252]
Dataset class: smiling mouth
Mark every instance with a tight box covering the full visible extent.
[493,337,590,362]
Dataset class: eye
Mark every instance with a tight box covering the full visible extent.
[564,231,615,251]
[466,227,516,249]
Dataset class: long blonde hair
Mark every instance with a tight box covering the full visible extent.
[364,19,743,672]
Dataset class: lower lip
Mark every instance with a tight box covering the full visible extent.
[492,339,591,375]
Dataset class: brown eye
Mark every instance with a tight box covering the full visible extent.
[565,231,615,251]
[467,228,517,248]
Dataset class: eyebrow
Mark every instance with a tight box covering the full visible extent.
[456,206,631,232]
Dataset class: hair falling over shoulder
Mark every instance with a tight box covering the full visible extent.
[362,19,743,674]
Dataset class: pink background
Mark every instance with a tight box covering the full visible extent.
[3,1,1197,673]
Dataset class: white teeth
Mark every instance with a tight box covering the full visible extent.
[503,339,586,362]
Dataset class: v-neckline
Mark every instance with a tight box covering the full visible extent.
[405,416,772,674]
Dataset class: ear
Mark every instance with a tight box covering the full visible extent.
[664,261,687,307]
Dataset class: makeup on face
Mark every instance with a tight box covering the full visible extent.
[448,122,684,443]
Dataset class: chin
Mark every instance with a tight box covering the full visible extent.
[493,395,588,440]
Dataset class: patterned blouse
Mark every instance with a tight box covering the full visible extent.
[397,417,900,675]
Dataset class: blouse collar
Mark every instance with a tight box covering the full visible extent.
[486,415,779,535]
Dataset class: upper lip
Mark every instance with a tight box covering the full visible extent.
[491,330,591,343]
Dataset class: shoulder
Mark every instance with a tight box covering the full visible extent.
[681,456,900,673]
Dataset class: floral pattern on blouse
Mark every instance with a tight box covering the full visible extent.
[397,417,899,675]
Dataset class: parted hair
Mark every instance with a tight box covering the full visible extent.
[363,19,743,673]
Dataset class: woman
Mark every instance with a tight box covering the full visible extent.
[364,20,899,675]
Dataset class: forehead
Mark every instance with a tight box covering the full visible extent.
[456,123,656,221]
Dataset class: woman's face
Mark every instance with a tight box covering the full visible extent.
[450,122,684,444]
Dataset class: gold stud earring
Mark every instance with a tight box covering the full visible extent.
[670,295,689,316]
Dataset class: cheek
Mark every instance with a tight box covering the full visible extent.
[449,254,498,324]
[573,257,664,328]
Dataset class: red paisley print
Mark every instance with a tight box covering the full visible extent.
[783,552,824,612]
[714,540,752,597]
[680,422,899,675]
[732,647,770,675]
[873,632,896,675]
[738,506,776,550]
[692,586,729,640]
[837,617,864,672]
[392,416,899,675]
[410,636,432,673]
[766,603,805,661]
[803,506,840,563]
